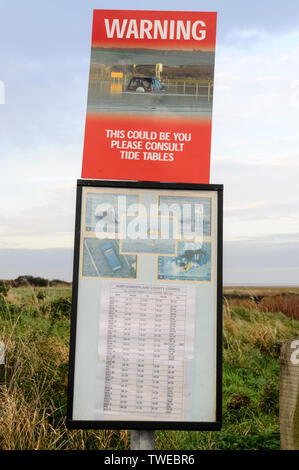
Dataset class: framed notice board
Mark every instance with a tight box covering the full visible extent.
[67,180,223,430]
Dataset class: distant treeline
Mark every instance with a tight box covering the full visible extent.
[0,275,71,288]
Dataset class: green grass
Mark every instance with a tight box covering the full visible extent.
[0,286,298,450]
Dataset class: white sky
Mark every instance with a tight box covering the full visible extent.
[0,1,299,283]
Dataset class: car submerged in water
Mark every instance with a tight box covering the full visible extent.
[100,241,122,272]
[126,76,165,93]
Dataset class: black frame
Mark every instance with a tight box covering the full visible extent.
[67,179,223,430]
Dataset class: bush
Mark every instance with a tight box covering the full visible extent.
[49,297,72,319]
[0,281,9,296]
[13,275,49,287]
[227,393,251,410]
[259,381,279,414]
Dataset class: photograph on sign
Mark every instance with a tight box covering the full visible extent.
[81,10,217,183]
[67,180,222,430]
[81,237,138,280]
[157,241,212,283]
[119,215,178,255]
[84,190,140,234]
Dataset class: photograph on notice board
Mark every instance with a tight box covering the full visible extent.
[84,190,139,234]
[82,237,137,279]
[119,214,178,255]
[158,194,212,238]
[157,241,212,282]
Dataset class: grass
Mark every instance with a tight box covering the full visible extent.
[0,286,298,450]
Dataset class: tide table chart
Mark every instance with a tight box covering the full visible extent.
[95,282,196,421]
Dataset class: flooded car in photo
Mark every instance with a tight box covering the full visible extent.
[100,241,122,272]
[126,76,165,93]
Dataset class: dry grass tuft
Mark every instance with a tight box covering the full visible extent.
[258,295,299,320]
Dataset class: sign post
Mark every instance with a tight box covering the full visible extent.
[131,430,155,450]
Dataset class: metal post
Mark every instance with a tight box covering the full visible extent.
[130,430,155,450]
